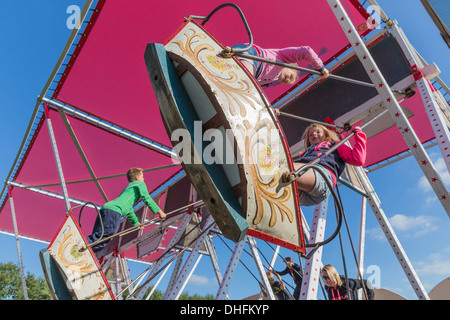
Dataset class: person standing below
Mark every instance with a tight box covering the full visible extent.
[86,167,167,253]
[321,264,375,300]
[274,257,303,300]
[261,270,294,300]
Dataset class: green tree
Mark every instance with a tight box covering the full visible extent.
[0,262,51,300]
[0,261,213,300]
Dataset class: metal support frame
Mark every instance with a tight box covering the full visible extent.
[57,108,109,202]
[164,215,215,299]
[7,181,96,208]
[299,198,329,300]
[354,166,429,299]
[247,236,276,300]
[258,244,280,300]
[100,249,131,299]
[7,186,29,300]
[432,89,450,126]
[42,97,176,158]
[323,0,431,300]
[204,235,228,300]
[391,23,450,178]
[134,212,193,300]
[328,0,450,218]
[215,236,247,300]
[164,252,185,298]
[414,50,450,106]
[119,254,132,298]
[163,185,211,299]
[144,260,173,300]
[178,255,203,298]
[114,252,122,300]
[358,196,367,276]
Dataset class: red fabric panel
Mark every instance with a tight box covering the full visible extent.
[14,108,180,203]
[0,188,67,242]
[55,0,368,143]
[363,89,435,167]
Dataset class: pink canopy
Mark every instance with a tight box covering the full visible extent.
[364,89,435,166]
[0,108,181,246]
[0,1,438,261]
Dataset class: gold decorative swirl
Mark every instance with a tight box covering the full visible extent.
[57,227,96,285]
[244,111,294,228]
[170,27,263,118]
[52,223,110,300]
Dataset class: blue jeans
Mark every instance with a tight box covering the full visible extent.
[299,165,332,207]
[231,44,263,78]
[86,208,122,253]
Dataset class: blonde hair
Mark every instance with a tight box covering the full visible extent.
[302,124,339,148]
[322,264,343,287]
[127,167,143,182]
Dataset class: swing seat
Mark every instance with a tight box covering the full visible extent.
[39,249,72,300]
[144,18,305,253]
[40,212,115,300]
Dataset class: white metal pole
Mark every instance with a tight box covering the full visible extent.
[7,181,95,208]
[247,236,276,300]
[144,260,173,300]
[391,23,450,176]
[114,253,122,299]
[327,0,450,216]
[299,198,329,300]
[57,109,109,202]
[164,216,214,299]
[164,247,184,296]
[358,196,367,277]
[164,252,184,298]
[258,244,280,300]
[134,212,193,300]
[215,236,247,300]
[7,186,29,300]
[204,235,225,286]
[354,166,429,299]
[119,255,132,290]
[42,97,176,158]
[174,255,203,300]
[328,0,431,300]
[43,104,71,213]
[204,235,230,299]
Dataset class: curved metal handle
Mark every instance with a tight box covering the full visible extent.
[189,3,253,53]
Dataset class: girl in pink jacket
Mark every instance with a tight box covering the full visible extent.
[232,44,330,88]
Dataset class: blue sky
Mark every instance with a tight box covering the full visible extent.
[1,1,449,300]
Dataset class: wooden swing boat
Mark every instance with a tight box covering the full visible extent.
[145,18,306,253]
